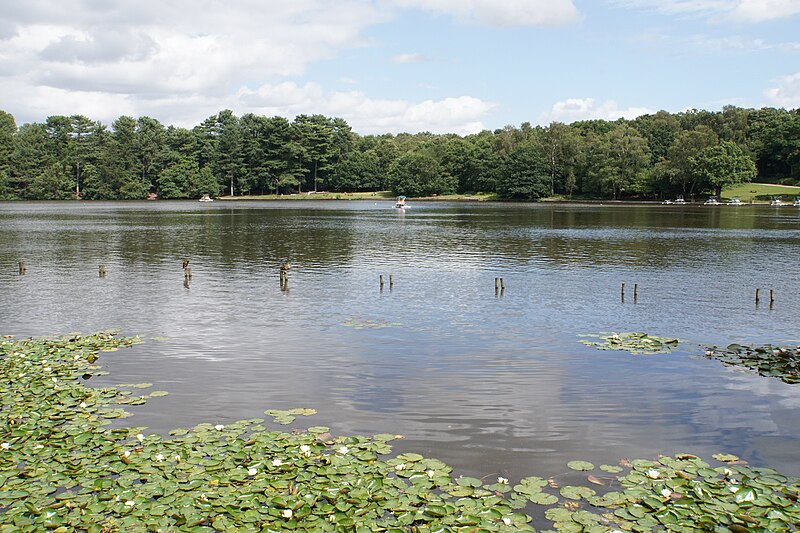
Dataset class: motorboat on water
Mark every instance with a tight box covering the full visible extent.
[394,195,408,208]
[674,195,687,205]
[770,196,785,207]
[703,196,721,205]
[727,197,743,206]
[793,197,800,207]
[199,194,213,202]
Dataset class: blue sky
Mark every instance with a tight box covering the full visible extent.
[1,0,798,134]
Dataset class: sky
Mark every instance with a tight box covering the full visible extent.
[1,0,799,135]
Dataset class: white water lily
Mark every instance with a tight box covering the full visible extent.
[282,509,293,519]
[155,453,165,462]
[124,500,135,507]
[123,450,131,458]
[1,442,10,450]
[43,366,52,372]
[660,488,671,498]
[395,463,407,471]
[214,424,224,431]
[502,517,512,526]
[272,458,283,467]
[299,444,311,455]
[52,377,58,383]
[337,446,349,455]
[18,373,25,378]
[248,467,258,476]
[729,485,740,493]
[79,402,87,408]
[427,469,435,479]
[136,434,144,442]
[497,476,509,485]
[646,468,660,479]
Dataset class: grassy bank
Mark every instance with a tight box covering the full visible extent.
[721,182,800,203]
[217,191,498,202]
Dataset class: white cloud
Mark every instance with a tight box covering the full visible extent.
[611,0,800,22]
[764,72,800,107]
[389,0,581,26]
[238,83,495,134]
[540,98,654,124]
[392,53,429,64]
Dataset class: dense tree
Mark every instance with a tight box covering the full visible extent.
[690,141,756,198]
[497,142,549,199]
[1,106,798,201]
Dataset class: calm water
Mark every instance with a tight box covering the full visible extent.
[2,200,800,479]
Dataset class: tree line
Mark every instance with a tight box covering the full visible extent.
[0,106,797,201]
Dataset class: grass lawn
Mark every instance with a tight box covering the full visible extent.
[722,182,800,203]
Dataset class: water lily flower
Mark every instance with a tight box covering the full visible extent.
[502,517,512,526]
[328,515,336,523]
[18,373,25,378]
[427,469,435,479]
[154,453,165,462]
[52,377,58,383]
[248,467,258,476]
[498,476,509,485]
[214,424,224,431]
[729,485,740,493]
[272,459,283,467]
[123,450,131,458]
[1,442,10,450]
[646,468,660,479]
[660,488,671,498]
[395,463,407,471]
[282,509,293,519]
[136,434,144,442]
[79,402,87,408]
[337,446,349,455]
[43,366,52,372]
[299,444,311,455]
[124,500,135,507]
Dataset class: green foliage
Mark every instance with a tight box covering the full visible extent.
[579,332,681,354]
[27,163,73,199]
[2,106,799,201]
[704,343,800,384]
[497,142,550,199]
[2,334,800,531]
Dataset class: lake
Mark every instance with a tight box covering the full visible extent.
[2,200,800,480]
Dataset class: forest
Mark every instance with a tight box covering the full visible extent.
[0,106,797,201]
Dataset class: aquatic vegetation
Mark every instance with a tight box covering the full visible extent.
[579,332,681,355]
[2,333,799,531]
[704,343,800,384]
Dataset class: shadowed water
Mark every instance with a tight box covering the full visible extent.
[2,200,800,479]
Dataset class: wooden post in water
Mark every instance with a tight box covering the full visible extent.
[755,288,760,305]
[621,282,625,303]
[380,275,384,289]
[183,257,190,269]
[634,283,638,303]
[279,261,290,291]
[99,265,107,278]
[770,288,774,307]
[184,267,192,280]
[500,278,505,290]
[389,273,393,289]
[18,261,26,275]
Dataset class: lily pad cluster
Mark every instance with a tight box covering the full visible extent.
[579,332,681,355]
[3,333,800,532]
[704,343,800,384]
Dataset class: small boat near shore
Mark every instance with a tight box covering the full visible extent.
[394,195,408,209]
[770,196,785,207]
[727,197,743,206]
[199,194,213,202]
[703,196,721,205]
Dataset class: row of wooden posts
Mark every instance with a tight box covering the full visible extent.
[14,260,780,305]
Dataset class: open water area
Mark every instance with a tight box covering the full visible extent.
[2,200,800,480]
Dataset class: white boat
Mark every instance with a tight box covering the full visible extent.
[199,194,213,202]
[674,196,687,205]
[394,195,408,208]
[727,197,743,206]
[770,196,785,207]
[793,197,800,207]
[703,196,721,205]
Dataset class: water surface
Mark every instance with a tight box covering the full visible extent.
[2,200,799,478]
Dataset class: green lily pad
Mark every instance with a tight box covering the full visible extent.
[567,460,595,471]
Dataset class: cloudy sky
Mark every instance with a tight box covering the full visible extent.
[1,0,799,134]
